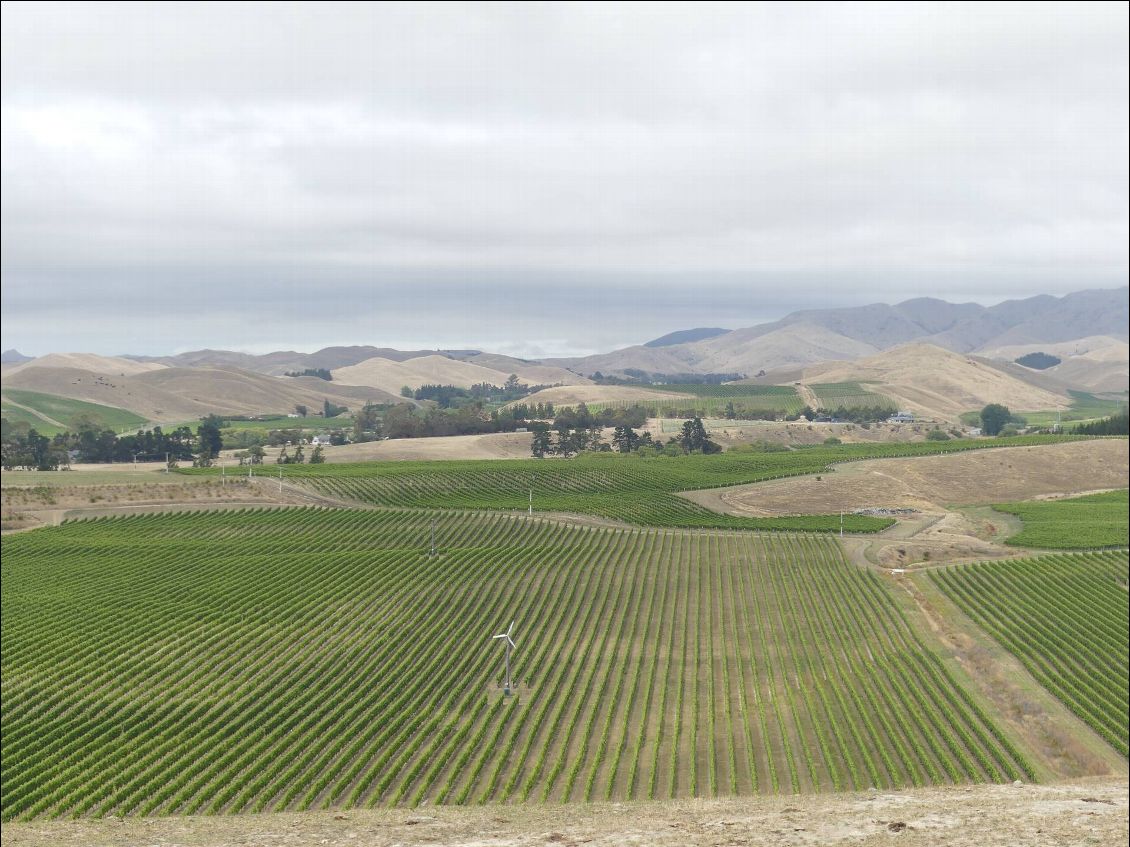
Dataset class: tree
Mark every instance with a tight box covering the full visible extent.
[309,444,325,464]
[196,416,223,457]
[400,385,414,398]
[247,444,266,465]
[294,404,308,417]
[530,428,551,458]
[724,401,736,420]
[353,403,383,442]
[926,428,950,441]
[980,403,1011,436]
[612,425,640,453]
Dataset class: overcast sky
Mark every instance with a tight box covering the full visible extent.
[2,2,1127,357]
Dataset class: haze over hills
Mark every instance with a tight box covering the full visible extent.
[2,287,1125,426]
[548,287,1129,379]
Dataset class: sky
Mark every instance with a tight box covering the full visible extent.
[1,2,1127,358]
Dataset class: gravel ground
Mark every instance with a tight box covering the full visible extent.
[2,779,1126,847]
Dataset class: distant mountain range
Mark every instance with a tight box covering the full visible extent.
[546,287,1129,381]
[3,287,1125,425]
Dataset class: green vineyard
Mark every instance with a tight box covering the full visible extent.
[1,509,1033,821]
[992,489,1129,549]
[207,436,1079,533]
[931,551,1129,756]
[808,383,896,411]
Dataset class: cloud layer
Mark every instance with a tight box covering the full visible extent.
[2,2,1127,355]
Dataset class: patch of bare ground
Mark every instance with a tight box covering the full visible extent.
[1,476,317,532]
[892,572,1128,784]
[2,781,1125,846]
[320,430,535,462]
[682,439,1128,565]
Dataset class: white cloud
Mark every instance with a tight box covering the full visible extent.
[1,2,1126,355]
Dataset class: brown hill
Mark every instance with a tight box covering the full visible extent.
[5,353,167,377]
[801,343,1069,421]
[459,353,590,386]
[2,364,400,423]
[977,336,1129,394]
[333,354,582,394]
[515,384,689,408]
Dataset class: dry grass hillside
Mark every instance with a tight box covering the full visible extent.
[978,336,1129,394]
[3,352,166,377]
[333,353,585,394]
[1,364,399,423]
[801,343,1068,421]
[514,383,687,408]
[460,353,589,386]
[689,321,880,373]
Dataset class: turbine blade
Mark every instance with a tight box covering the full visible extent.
[507,637,516,649]
[492,633,507,639]
[507,620,514,636]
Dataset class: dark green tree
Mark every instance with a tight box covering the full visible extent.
[980,403,1011,436]
[530,428,551,458]
[196,416,224,457]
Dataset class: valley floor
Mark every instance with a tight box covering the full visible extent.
[2,779,1125,846]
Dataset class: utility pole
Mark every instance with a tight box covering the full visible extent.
[278,466,283,493]
[221,462,226,486]
[528,487,533,516]
[165,452,169,474]
[840,510,843,538]
[430,519,437,557]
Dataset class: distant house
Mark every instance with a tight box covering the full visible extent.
[887,411,916,424]
[310,435,332,446]
[967,427,983,437]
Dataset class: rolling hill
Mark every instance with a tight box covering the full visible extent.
[1,364,402,423]
[551,287,1129,385]
[799,343,1069,421]
[332,354,586,395]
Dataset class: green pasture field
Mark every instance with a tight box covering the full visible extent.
[1,509,1034,820]
[190,435,1082,534]
[650,384,801,401]
[657,417,808,432]
[220,416,353,432]
[560,385,803,417]
[808,383,896,410]
[583,396,804,418]
[931,551,1128,757]
[1,389,148,435]
[960,391,1129,429]
[0,468,187,488]
[992,489,1129,549]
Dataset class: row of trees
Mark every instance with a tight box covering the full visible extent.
[1072,408,1129,436]
[404,375,551,408]
[0,418,205,470]
[530,417,720,458]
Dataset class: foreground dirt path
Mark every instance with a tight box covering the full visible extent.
[2,780,1125,846]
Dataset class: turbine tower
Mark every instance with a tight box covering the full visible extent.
[492,621,517,695]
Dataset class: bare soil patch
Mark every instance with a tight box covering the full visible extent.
[1,473,306,531]
[2,780,1124,846]
[321,431,535,462]
[687,440,1128,519]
